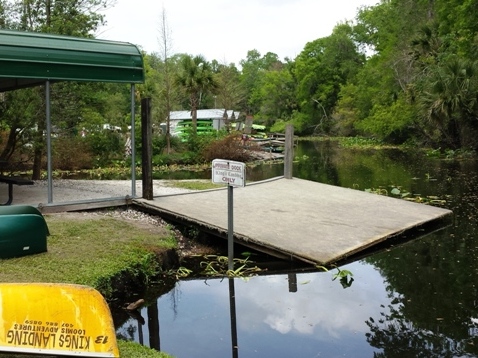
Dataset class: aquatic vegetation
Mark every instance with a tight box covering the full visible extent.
[172,254,262,278]
[316,265,354,288]
[364,184,447,206]
[174,266,193,279]
[295,154,310,162]
[365,187,389,196]
[338,136,385,149]
[425,147,476,159]
[199,255,262,277]
[332,268,354,288]
[298,136,389,149]
[425,148,442,158]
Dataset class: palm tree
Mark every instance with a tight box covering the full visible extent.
[176,55,217,135]
[419,56,478,148]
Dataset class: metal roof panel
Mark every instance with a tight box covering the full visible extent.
[0,29,144,91]
[170,109,240,120]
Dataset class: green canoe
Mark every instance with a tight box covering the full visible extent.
[0,206,49,259]
[0,205,50,235]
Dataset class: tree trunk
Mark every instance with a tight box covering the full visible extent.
[158,6,173,154]
[191,95,198,135]
[0,126,19,161]
[32,114,45,180]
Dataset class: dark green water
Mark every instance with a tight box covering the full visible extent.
[117,140,478,357]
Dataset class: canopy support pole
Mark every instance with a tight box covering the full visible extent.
[130,84,136,197]
[46,81,53,203]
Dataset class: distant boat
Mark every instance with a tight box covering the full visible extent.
[172,119,216,141]
[261,145,285,153]
[248,124,269,140]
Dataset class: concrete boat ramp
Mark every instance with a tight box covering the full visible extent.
[135,177,452,265]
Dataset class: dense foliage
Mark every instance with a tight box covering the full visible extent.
[1,0,478,172]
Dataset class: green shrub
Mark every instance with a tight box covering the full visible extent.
[354,97,416,144]
[202,134,252,162]
[118,340,172,357]
[152,152,187,166]
[52,136,94,170]
[85,131,124,166]
[289,111,311,135]
[152,134,183,155]
[270,119,287,133]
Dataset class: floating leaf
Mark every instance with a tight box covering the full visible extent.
[339,269,353,277]
[340,276,354,289]
[391,188,401,195]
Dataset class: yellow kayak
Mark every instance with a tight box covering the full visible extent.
[0,283,119,357]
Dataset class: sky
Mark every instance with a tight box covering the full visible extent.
[97,0,379,66]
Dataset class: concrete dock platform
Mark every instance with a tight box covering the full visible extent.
[0,177,452,265]
[135,177,453,265]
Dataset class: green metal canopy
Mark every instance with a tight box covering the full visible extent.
[0,29,144,204]
[0,29,144,92]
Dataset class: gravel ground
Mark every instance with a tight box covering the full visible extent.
[0,179,217,256]
[35,179,197,197]
[41,180,216,258]
[0,179,199,205]
[82,207,207,258]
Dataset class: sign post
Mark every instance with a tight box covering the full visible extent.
[212,159,246,271]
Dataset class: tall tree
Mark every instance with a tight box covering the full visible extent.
[348,0,436,143]
[176,54,217,134]
[0,88,41,162]
[214,62,245,121]
[0,0,112,178]
[435,0,478,58]
[11,0,110,35]
[294,23,365,134]
[418,56,478,149]
[239,50,283,117]
[256,61,297,123]
[157,5,174,153]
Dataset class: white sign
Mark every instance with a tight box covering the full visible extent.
[212,159,246,187]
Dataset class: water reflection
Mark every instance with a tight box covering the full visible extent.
[118,263,388,357]
[116,141,478,356]
[229,278,238,358]
[364,228,478,357]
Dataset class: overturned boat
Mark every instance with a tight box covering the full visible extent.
[0,205,49,259]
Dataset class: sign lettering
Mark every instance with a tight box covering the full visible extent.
[0,283,119,357]
[212,159,246,187]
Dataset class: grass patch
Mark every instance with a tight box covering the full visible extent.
[0,340,173,358]
[117,340,173,358]
[0,213,176,296]
[0,212,177,358]
[0,339,172,358]
[298,136,402,149]
[167,179,223,191]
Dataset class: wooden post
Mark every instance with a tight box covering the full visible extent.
[147,303,160,351]
[284,124,294,179]
[288,273,298,293]
[141,98,153,200]
[244,117,253,134]
[229,278,239,358]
